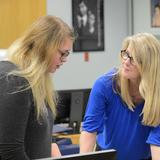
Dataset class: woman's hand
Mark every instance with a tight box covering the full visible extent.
[51,143,62,157]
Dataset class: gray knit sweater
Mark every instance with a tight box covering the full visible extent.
[0,61,54,160]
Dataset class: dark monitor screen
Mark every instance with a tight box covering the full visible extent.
[55,89,91,133]
[37,150,117,160]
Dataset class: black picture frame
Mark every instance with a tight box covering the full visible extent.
[72,0,104,52]
[151,0,160,27]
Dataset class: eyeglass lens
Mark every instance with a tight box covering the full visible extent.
[121,50,135,64]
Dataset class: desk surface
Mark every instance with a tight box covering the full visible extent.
[53,134,80,145]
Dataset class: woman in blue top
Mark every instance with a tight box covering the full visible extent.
[80,33,160,160]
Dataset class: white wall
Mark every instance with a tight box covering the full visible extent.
[47,0,129,90]
[0,49,7,60]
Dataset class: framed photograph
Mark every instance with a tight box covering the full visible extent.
[72,0,104,52]
[151,0,160,27]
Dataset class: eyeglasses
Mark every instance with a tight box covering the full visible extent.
[58,50,70,61]
[120,50,135,65]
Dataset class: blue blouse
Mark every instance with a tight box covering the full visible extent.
[82,68,160,160]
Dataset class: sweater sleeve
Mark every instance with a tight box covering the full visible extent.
[0,74,32,160]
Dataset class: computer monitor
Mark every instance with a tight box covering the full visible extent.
[37,149,117,160]
[55,89,91,133]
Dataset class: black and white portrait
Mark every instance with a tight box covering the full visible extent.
[72,0,104,52]
[151,0,160,27]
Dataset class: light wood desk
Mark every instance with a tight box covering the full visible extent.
[58,134,80,144]
[53,133,80,145]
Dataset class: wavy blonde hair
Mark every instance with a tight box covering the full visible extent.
[7,15,75,119]
[117,33,160,126]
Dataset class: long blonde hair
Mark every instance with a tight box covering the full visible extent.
[7,15,75,119]
[117,33,160,126]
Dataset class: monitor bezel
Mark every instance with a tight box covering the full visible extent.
[36,149,117,160]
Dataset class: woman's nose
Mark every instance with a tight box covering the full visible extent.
[124,58,131,65]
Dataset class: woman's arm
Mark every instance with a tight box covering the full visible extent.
[80,131,97,153]
[151,144,160,160]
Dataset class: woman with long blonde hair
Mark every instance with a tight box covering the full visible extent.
[80,33,160,160]
[0,15,75,159]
